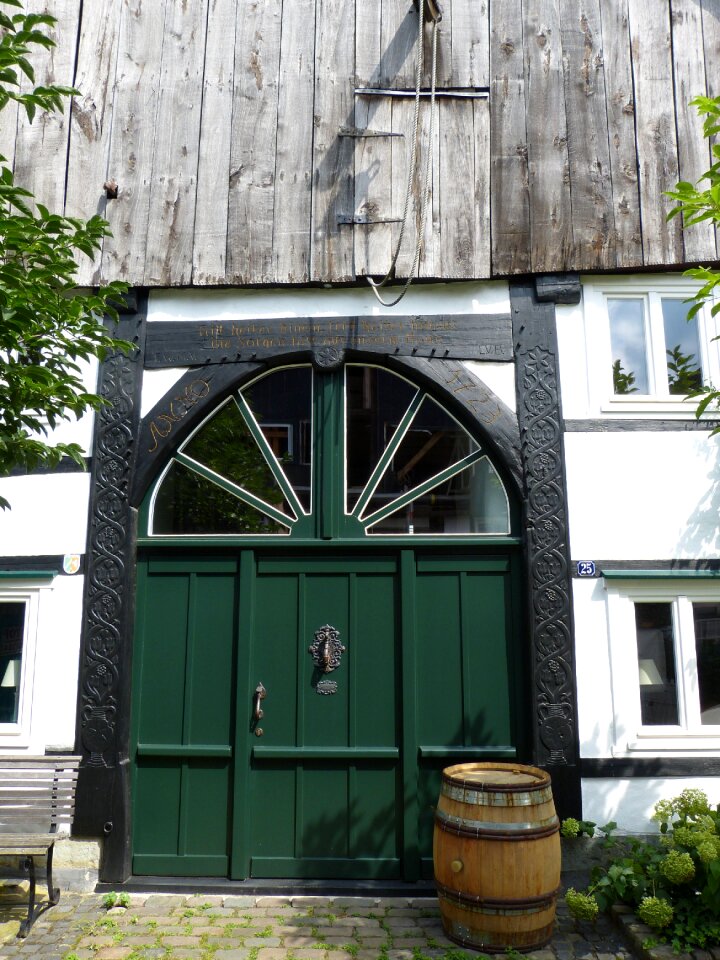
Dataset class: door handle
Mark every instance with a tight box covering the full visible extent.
[253,682,266,722]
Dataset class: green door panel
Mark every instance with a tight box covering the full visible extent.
[132,548,522,880]
[244,561,401,878]
[413,555,524,877]
[132,561,238,876]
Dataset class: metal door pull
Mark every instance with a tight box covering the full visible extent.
[253,682,266,721]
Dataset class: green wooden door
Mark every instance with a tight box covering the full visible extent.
[132,557,239,876]
[412,554,524,878]
[132,363,525,879]
[241,554,401,879]
[132,549,523,879]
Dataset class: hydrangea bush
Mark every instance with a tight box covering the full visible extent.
[564,789,720,952]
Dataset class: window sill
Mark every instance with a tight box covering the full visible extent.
[0,728,31,747]
[599,397,716,418]
[615,733,720,754]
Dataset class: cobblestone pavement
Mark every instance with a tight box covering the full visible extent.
[0,892,637,960]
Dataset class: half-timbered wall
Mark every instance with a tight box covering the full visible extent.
[8,0,720,286]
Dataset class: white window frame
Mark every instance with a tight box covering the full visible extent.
[0,579,50,746]
[583,276,720,417]
[606,578,720,755]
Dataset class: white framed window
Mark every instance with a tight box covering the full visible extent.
[0,579,50,744]
[583,277,720,417]
[606,576,720,754]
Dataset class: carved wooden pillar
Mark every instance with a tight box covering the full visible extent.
[74,294,147,882]
[511,277,582,817]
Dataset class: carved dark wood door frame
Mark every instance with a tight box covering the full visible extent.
[75,287,582,882]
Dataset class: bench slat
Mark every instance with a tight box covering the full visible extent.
[0,771,79,780]
[0,757,80,831]
[0,792,77,801]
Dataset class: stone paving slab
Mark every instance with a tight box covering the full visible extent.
[0,892,644,960]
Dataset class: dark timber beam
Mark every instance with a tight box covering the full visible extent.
[511,277,581,819]
[74,293,148,883]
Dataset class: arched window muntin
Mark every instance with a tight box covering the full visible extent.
[143,362,517,543]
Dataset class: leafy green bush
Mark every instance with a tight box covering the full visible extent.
[563,789,720,952]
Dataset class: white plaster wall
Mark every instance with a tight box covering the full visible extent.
[564,431,720,560]
[141,368,189,417]
[573,578,615,758]
[555,299,589,420]
[147,279,511,321]
[463,361,516,412]
[0,473,90,556]
[583,778,720,834]
[28,574,84,753]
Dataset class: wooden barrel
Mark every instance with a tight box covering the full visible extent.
[433,762,561,954]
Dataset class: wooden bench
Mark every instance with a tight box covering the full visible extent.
[0,755,80,937]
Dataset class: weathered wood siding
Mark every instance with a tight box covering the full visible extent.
[7,0,720,286]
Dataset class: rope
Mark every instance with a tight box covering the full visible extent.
[367,2,439,308]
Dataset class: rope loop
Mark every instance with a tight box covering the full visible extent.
[367,1,439,308]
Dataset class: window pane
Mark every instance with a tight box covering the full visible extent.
[361,397,479,520]
[346,366,417,511]
[662,299,703,395]
[184,400,295,520]
[243,367,313,511]
[608,298,649,394]
[367,457,510,535]
[692,603,720,725]
[0,602,24,724]
[635,602,679,725]
[154,462,290,535]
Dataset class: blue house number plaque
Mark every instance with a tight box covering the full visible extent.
[577,561,596,577]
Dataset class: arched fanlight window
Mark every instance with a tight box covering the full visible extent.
[148,364,511,538]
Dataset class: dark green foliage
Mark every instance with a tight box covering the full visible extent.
[611,359,638,395]
[154,401,289,534]
[0,0,129,508]
[666,344,703,395]
[564,789,720,952]
[666,95,720,431]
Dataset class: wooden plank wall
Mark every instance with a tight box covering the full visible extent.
[4,0,719,287]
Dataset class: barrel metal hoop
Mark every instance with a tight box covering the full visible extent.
[436,880,560,913]
[441,766,551,795]
[440,781,554,807]
[442,917,554,954]
[434,808,559,839]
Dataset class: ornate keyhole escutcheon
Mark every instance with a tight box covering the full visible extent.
[308,625,345,694]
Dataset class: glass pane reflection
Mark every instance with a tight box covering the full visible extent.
[362,397,479,520]
[635,602,679,725]
[609,298,649,395]
[153,462,290,535]
[0,602,24,724]
[662,299,703,395]
[243,367,313,511]
[346,366,417,511]
[184,401,294,519]
[367,458,509,535]
[693,603,720,725]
